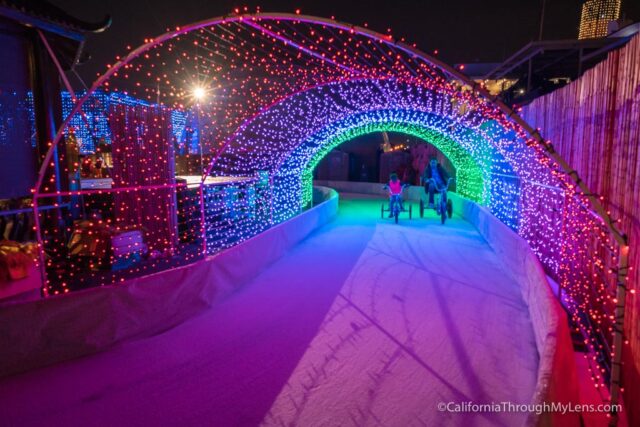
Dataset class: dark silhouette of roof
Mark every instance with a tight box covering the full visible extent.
[455,22,639,105]
[0,0,111,40]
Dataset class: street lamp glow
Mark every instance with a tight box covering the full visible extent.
[193,86,206,100]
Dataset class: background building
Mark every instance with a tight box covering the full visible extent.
[456,1,638,105]
[579,0,622,39]
[0,0,109,200]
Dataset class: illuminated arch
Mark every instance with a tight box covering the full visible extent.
[299,120,487,206]
[34,11,626,269]
[34,12,622,238]
[33,13,628,378]
[208,79,520,224]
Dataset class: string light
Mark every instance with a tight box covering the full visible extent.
[579,0,622,39]
[31,12,629,388]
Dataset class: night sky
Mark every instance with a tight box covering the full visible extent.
[52,0,640,84]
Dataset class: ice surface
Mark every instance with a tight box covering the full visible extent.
[0,196,538,427]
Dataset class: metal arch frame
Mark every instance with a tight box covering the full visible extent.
[32,13,628,414]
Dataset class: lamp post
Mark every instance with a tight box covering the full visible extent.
[193,86,206,175]
[538,0,546,41]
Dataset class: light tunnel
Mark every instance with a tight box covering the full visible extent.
[34,12,626,381]
[297,118,487,205]
[208,77,533,227]
[275,113,491,222]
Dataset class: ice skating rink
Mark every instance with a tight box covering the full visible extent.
[0,194,538,427]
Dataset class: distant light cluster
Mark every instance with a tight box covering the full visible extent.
[60,91,189,153]
[579,0,622,39]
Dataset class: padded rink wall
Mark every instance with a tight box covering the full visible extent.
[0,187,338,378]
[315,180,580,427]
[452,194,579,427]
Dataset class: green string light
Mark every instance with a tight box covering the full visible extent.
[301,121,489,207]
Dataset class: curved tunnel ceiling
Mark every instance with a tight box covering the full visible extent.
[207,78,553,221]
[38,12,624,273]
[56,13,566,189]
